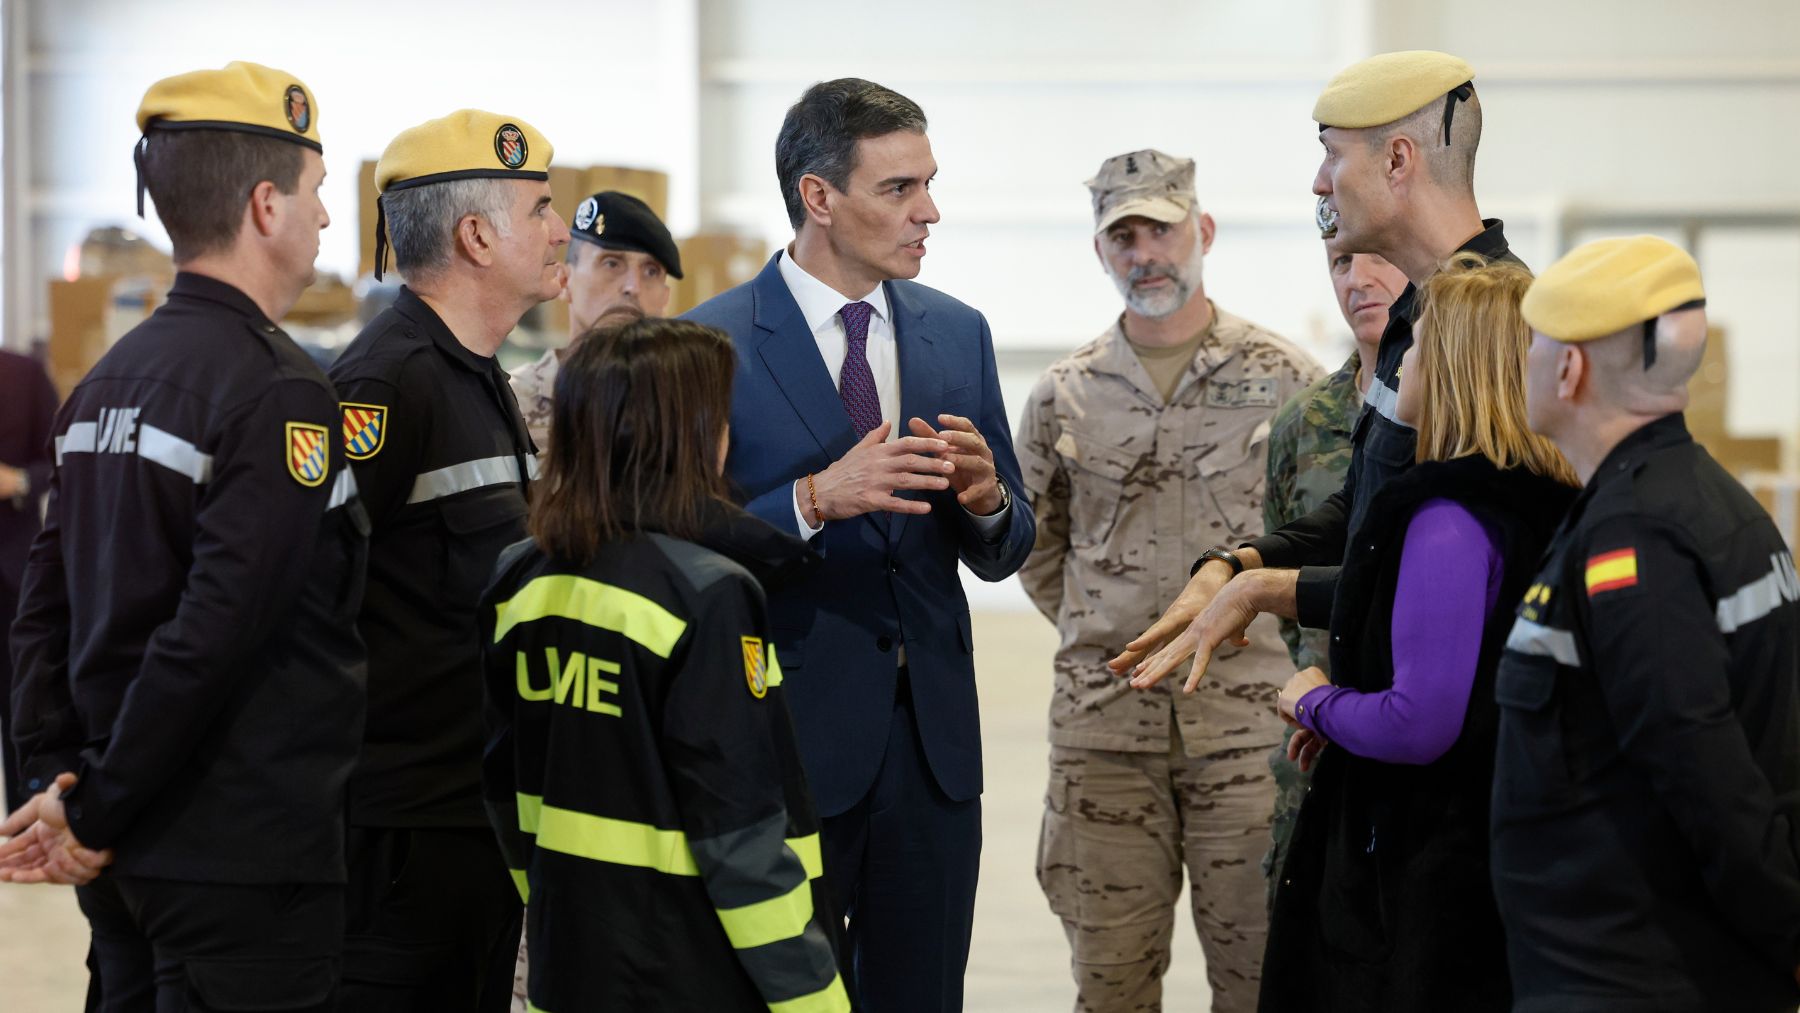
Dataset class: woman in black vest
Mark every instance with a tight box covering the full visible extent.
[1257,256,1578,1013]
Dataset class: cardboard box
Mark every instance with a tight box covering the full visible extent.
[669,234,769,316]
[580,167,669,221]
[47,277,166,398]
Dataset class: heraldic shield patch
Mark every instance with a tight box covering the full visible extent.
[742,636,768,699]
[287,421,329,487]
[342,402,387,460]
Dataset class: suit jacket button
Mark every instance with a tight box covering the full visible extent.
[877,635,893,652]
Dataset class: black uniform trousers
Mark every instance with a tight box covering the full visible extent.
[822,671,982,1012]
[76,874,341,1012]
[339,826,521,1013]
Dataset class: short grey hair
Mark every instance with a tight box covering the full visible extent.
[384,177,516,278]
[1367,89,1482,195]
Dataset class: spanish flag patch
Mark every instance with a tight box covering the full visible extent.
[1585,548,1639,596]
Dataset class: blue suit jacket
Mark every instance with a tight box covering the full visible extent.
[684,254,1035,815]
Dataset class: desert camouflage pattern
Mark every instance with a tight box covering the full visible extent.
[1017,307,1321,757]
[1258,353,1362,908]
[1037,733,1274,1013]
[508,348,559,452]
[1018,306,1320,1013]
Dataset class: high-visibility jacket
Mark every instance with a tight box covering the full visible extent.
[481,501,848,1012]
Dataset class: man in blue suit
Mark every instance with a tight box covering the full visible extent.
[685,78,1034,1011]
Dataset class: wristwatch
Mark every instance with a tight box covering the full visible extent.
[1191,546,1244,578]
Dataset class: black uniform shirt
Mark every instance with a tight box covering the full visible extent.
[1491,413,1800,1013]
[329,287,535,828]
[1248,219,1519,627]
[9,272,368,884]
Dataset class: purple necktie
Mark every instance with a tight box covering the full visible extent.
[838,301,883,438]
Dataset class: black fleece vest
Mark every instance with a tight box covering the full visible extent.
[1260,454,1575,1013]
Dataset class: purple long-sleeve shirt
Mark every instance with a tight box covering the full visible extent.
[1296,497,1502,765]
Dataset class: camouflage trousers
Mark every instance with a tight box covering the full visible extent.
[1261,724,1312,913]
[1036,728,1275,1013]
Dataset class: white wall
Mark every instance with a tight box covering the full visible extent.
[698,0,1800,438]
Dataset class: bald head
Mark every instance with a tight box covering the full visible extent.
[1579,306,1707,415]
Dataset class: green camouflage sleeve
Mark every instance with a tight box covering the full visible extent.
[1263,395,1308,668]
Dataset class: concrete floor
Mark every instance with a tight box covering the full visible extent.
[0,611,1215,1011]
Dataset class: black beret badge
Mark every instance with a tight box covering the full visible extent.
[574,196,599,233]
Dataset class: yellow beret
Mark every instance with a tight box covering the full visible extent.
[1522,236,1706,344]
[375,110,552,193]
[136,61,320,150]
[1313,50,1475,130]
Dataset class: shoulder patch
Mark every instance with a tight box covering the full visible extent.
[342,402,387,460]
[742,636,768,699]
[1585,548,1639,597]
[286,421,329,487]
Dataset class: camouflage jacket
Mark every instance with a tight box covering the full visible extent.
[1017,307,1322,755]
[509,348,559,451]
[1262,353,1362,672]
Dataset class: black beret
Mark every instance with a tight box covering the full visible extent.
[569,191,682,279]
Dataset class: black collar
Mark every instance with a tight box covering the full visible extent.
[1391,218,1512,323]
[167,271,277,329]
[1583,412,1691,499]
[393,286,504,376]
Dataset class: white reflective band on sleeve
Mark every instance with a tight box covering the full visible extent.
[55,420,213,484]
[1505,616,1582,667]
[136,424,213,483]
[54,421,98,463]
[1363,378,1415,430]
[407,455,526,505]
[1716,553,1800,634]
[327,468,359,510]
[526,454,541,480]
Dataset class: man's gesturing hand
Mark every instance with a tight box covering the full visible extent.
[1119,567,1299,695]
[909,414,1002,515]
[808,422,953,521]
[1108,560,1235,678]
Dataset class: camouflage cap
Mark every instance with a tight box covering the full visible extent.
[1085,149,1197,235]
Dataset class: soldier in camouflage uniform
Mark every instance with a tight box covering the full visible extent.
[1017,149,1321,1013]
[1260,236,1407,908]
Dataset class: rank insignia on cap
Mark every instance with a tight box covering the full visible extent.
[284,84,310,133]
[742,636,768,699]
[573,196,598,232]
[1585,548,1639,596]
[495,124,528,169]
[286,421,329,487]
[341,402,387,460]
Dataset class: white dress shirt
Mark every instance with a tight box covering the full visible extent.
[774,250,1008,540]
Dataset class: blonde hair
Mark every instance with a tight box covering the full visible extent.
[1412,254,1579,487]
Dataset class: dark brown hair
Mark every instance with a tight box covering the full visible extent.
[142,129,306,262]
[528,317,736,561]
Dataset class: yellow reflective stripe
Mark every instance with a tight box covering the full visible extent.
[766,644,784,688]
[786,833,823,880]
[526,1002,554,1013]
[516,792,699,876]
[492,575,686,658]
[717,878,815,950]
[769,974,851,1013]
[508,867,529,904]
